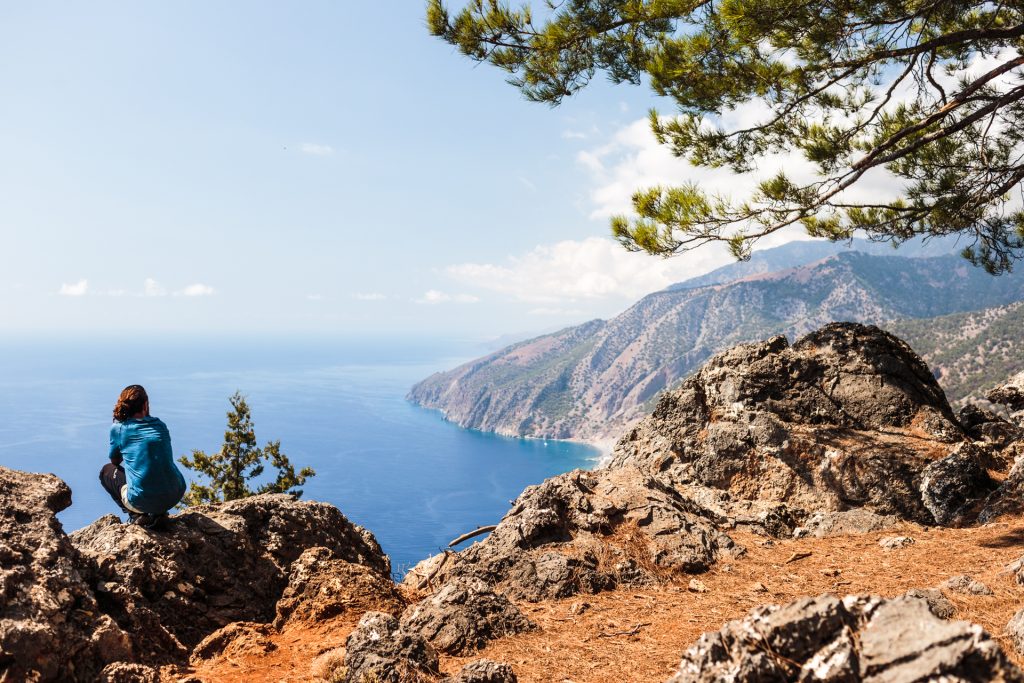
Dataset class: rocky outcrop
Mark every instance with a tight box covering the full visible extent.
[0,467,133,683]
[958,404,1023,450]
[668,594,1024,682]
[609,323,998,528]
[0,464,393,680]
[406,466,740,602]
[342,611,440,683]
[409,324,1022,616]
[274,546,405,629]
[70,493,390,664]
[920,445,995,525]
[989,370,1024,411]
[400,578,534,655]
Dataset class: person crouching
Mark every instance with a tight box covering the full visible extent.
[99,384,186,529]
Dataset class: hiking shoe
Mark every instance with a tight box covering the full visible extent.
[134,513,168,531]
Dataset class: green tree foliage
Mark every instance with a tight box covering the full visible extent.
[428,0,1024,273]
[178,391,315,506]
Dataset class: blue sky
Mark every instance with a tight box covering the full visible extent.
[0,1,799,340]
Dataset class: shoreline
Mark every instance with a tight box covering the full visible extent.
[408,399,618,467]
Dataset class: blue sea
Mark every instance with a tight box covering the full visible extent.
[0,337,599,575]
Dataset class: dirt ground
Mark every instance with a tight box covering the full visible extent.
[182,516,1024,683]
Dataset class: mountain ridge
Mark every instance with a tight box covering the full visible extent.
[409,248,1024,442]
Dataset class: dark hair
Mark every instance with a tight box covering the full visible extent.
[113,385,148,422]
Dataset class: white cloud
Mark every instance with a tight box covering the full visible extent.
[59,279,88,296]
[178,283,214,297]
[143,278,166,297]
[414,290,479,305]
[299,143,335,156]
[352,292,387,301]
[445,236,736,304]
[579,112,901,225]
[307,293,325,301]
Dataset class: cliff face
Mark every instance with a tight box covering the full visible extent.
[409,251,1024,442]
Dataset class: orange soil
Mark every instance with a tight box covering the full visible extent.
[181,516,1024,683]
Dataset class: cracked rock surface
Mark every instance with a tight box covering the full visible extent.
[668,594,1024,682]
[610,323,999,529]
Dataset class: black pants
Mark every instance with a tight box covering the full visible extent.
[99,462,130,513]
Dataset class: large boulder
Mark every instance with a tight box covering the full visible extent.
[610,323,991,527]
[342,611,440,683]
[668,594,1024,682]
[0,467,133,682]
[406,466,740,602]
[400,578,534,655]
[71,493,390,664]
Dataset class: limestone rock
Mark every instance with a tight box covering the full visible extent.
[958,404,1023,449]
[941,575,993,596]
[1008,609,1024,657]
[989,371,1024,411]
[407,466,738,602]
[400,578,533,655]
[71,493,390,664]
[189,622,276,665]
[343,611,439,683]
[978,452,1024,522]
[878,536,914,551]
[919,445,996,525]
[0,466,133,683]
[668,594,1024,682]
[797,509,902,538]
[902,588,955,619]
[97,662,161,683]
[444,659,518,683]
[274,546,405,629]
[610,324,974,527]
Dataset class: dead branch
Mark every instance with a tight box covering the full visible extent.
[598,622,651,638]
[448,525,498,548]
[416,550,452,591]
[785,551,813,564]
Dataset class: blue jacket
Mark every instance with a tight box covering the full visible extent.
[109,417,186,514]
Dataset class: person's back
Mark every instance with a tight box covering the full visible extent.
[100,384,186,526]
[110,415,185,514]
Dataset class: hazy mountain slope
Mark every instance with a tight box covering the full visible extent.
[409,251,1024,442]
[890,301,1024,407]
[671,236,959,290]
